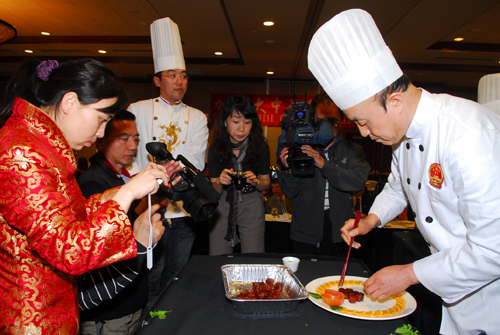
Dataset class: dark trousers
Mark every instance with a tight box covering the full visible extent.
[292,209,348,257]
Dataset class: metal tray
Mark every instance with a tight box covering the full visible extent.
[221,264,309,314]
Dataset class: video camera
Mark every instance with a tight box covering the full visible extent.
[279,95,334,177]
[146,142,220,221]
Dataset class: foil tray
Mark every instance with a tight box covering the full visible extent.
[221,264,309,314]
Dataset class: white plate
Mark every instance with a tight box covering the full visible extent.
[305,275,417,321]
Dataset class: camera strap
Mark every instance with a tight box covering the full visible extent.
[145,179,163,270]
[147,193,154,270]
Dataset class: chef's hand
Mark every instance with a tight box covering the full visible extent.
[160,160,182,189]
[340,213,380,249]
[364,264,420,301]
[280,147,290,168]
[302,145,325,168]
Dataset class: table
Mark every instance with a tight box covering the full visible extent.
[135,254,415,335]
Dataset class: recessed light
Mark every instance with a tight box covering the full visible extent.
[267,71,274,75]
[25,50,33,53]
[41,32,50,36]
[263,21,274,26]
[98,50,107,54]
[454,37,464,42]
[215,52,223,55]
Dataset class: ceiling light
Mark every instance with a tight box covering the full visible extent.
[215,52,223,55]
[25,50,33,53]
[267,71,274,75]
[454,37,464,42]
[41,32,50,36]
[98,50,107,54]
[263,21,274,26]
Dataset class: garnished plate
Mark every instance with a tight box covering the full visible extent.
[305,275,417,321]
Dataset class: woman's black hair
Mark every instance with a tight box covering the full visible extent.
[0,58,129,124]
[211,95,266,166]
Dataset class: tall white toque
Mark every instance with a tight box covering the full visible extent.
[150,17,186,74]
[308,9,403,110]
[478,73,500,115]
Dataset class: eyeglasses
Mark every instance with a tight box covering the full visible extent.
[162,74,189,81]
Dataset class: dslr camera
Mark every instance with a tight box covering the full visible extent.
[279,96,334,177]
[146,142,220,221]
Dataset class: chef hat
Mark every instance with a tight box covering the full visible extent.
[478,73,500,115]
[150,17,185,74]
[308,9,403,110]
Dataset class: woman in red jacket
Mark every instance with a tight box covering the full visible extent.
[0,59,174,334]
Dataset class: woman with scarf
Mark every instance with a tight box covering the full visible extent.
[208,95,270,255]
[0,59,176,334]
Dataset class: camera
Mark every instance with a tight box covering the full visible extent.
[230,171,247,190]
[146,142,220,221]
[279,96,335,177]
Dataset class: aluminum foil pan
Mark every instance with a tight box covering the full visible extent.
[221,264,309,314]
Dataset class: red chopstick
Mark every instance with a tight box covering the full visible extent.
[339,210,361,288]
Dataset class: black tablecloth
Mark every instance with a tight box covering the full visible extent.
[135,254,415,335]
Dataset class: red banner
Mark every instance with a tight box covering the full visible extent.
[210,93,355,128]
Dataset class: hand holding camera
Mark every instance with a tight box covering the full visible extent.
[219,169,260,191]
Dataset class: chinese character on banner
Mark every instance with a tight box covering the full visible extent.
[210,93,356,128]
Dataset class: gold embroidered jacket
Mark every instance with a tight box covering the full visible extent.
[0,99,137,334]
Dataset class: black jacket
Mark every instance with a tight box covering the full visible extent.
[77,154,147,322]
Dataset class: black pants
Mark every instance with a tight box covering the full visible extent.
[292,209,348,257]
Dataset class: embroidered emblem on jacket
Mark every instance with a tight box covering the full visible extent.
[158,122,181,152]
[428,163,444,189]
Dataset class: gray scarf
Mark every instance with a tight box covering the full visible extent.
[224,137,249,247]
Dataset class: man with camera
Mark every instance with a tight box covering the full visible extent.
[77,110,175,334]
[278,92,370,255]
[127,18,209,309]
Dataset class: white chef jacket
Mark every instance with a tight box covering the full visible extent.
[370,89,500,335]
[128,97,208,219]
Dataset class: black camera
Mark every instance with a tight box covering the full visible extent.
[279,96,335,177]
[146,142,220,221]
[230,171,247,190]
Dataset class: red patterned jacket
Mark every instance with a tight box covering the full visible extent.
[0,99,137,334]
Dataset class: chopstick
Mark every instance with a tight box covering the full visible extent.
[339,210,361,288]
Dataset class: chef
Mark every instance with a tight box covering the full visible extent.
[127,17,209,312]
[478,72,500,115]
[308,8,500,335]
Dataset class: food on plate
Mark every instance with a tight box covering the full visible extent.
[321,289,345,306]
[236,278,284,300]
[312,279,408,318]
[339,287,364,303]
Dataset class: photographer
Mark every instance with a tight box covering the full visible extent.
[278,92,370,256]
[208,95,270,255]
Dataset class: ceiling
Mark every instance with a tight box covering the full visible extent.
[2,0,500,96]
